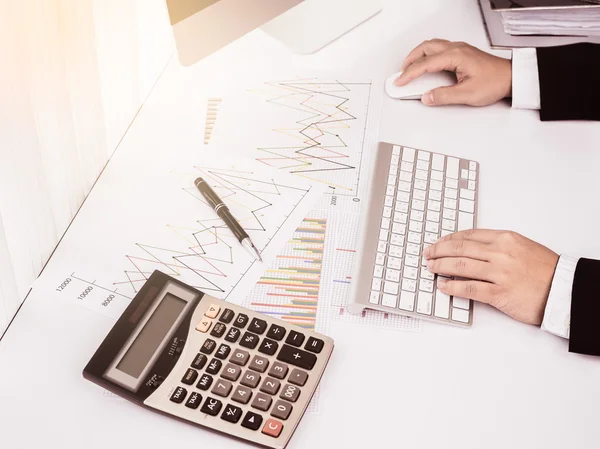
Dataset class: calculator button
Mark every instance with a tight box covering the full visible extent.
[268,362,289,380]
[211,379,233,398]
[249,355,269,373]
[215,344,231,360]
[260,377,281,396]
[224,327,241,343]
[221,404,243,424]
[285,330,305,347]
[240,371,261,389]
[258,338,279,356]
[241,411,263,431]
[196,374,213,391]
[233,313,249,328]
[305,337,324,354]
[271,400,293,420]
[280,384,300,403]
[210,322,227,338]
[200,397,222,416]
[231,385,253,405]
[221,363,242,382]
[277,345,317,370]
[230,349,250,366]
[205,304,220,319]
[251,393,273,411]
[181,368,198,385]
[249,318,268,334]
[195,318,212,333]
[219,308,235,323]
[170,386,187,404]
[191,353,208,370]
[288,369,308,386]
[200,339,217,354]
[266,324,286,341]
[262,419,284,438]
[206,358,223,375]
[239,332,260,349]
[185,392,202,409]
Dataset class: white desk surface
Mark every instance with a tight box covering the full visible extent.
[2,1,600,448]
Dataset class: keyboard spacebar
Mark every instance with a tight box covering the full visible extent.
[458,212,474,231]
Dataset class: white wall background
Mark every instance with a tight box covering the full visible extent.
[0,0,174,334]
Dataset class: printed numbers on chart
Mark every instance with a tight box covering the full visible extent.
[78,286,93,300]
[55,278,72,292]
[102,294,115,307]
[330,196,337,207]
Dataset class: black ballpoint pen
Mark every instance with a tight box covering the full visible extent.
[194,177,263,262]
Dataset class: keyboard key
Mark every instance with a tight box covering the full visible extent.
[391,154,400,165]
[241,371,261,388]
[206,358,222,375]
[401,161,414,172]
[369,291,380,304]
[249,355,270,373]
[219,308,235,323]
[416,159,429,170]
[249,318,268,335]
[404,254,419,268]
[262,418,284,438]
[444,198,457,210]
[185,392,202,409]
[200,339,217,354]
[393,212,408,224]
[390,234,403,247]
[381,293,397,308]
[267,324,285,341]
[242,411,263,431]
[232,385,253,404]
[371,278,382,291]
[431,170,443,182]
[469,170,476,181]
[392,145,401,155]
[428,199,441,212]
[453,297,471,310]
[280,384,301,403]
[258,338,279,356]
[458,211,474,230]
[421,267,434,280]
[419,279,434,293]
[468,180,476,190]
[260,377,281,396]
[205,304,220,318]
[403,266,418,279]
[387,255,402,269]
[434,290,451,319]
[399,291,415,311]
[408,232,422,244]
[446,178,459,189]
[443,208,457,220]
[426,210,440,222]
[224,327,241,343]
[429,189,442,201]
[414,179,427,191]
[373,265,384,278]
[418,150,431,161]
[196,318,212,333]
[417,291,433,315]
[182,368,198,385]
[288,369,308,386]
[461,168,469,179]
[415,169,428,181]
[430,179,443,192]
[305,337,325,354]
[233,313,249,328]
[268,362,289,380]
[212,379,233,397]
[447,157,459,179]
[388,175,397,185]
[192,353,208,370]
[406,243,420,256]
[395,201,409,213]
[221,363,242,382]
[392,223,406,235]
[460,188,475,200]
[201,397,222,416]
[442,219,455,232]
[402,279,417,293]
[383,281,399,295]
[452,307,470,323]
[385,195,394,207]
[170,387,187,404]
[240,332,260,349]
[252,393,273,411]
[215,343,231,360]
[385,269,400,282]
[272,400,293,420]
[381,217,391,230]
[398,181,411,192]
[441,229,453,237]
[444,187,458,200]
[410,210,424,222]
[389,165,398,176]
[379,229,389,241]
[397,191,410,202]
[197,374,213,391]
[412,199,425,211]
[399,171,413,182]
[277,345,317,370]
[402,147,415,162]
[424,232,438,244]
[386,185,395,196]
[432,153,445,171]
[221,404,243,424]
[383,206,392,218]
[459,198,475,213]
[375,253,386,265]
[230,349,250,366]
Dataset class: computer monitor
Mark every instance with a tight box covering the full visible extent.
[167,0,382,66]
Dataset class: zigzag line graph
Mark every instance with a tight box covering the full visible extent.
[250,79,372,195]
[112,166,313,297]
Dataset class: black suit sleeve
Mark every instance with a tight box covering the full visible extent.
[569,258,600,356]
[535,43,600,121]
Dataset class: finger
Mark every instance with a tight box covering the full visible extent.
[437,278,498,305]
[421,82,478,106]
[427,257,497,282]
[394,52,457,87]
[438,229,503,244]
[400,39,452,71]
[424,239,492,261]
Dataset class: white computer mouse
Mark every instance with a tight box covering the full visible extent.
[385,71,456,100]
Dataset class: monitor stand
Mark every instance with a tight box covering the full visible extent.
[261,0,383,54]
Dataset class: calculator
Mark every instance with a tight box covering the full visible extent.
[83,271,334,449]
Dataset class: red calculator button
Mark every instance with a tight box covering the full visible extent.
[262,419,283,438]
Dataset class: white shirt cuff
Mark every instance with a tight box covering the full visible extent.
[541,255,579,339]
[511,48,541,110]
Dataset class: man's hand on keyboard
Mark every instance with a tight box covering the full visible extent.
[395,39,512,107]
[423,229,559,325]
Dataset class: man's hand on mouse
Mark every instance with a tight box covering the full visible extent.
[395,39,512,107]
[424,229,559,326]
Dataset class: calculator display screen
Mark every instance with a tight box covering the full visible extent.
[116,294,186,378]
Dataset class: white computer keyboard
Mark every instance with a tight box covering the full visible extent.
[348,142,479,326]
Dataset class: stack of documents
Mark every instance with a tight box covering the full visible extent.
[490,1,600,37]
